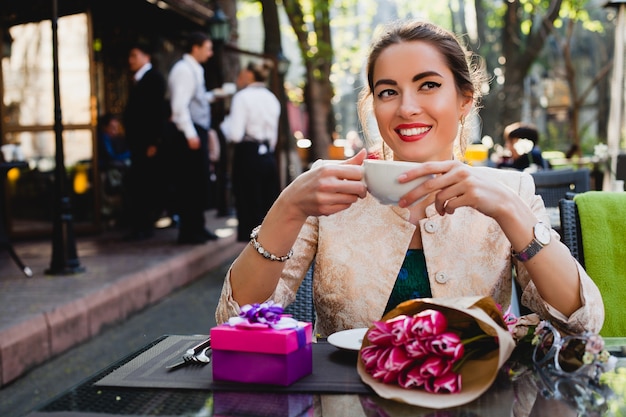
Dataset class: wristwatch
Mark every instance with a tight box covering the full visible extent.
[513,222,551,262]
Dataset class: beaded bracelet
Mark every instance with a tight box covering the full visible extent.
[250,225,293,262]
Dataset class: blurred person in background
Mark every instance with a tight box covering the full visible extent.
[497,122,550,172]
[97,113,131,226]
[98,113,130,168]
[221,60,281,242]
[167,31,219,244]
[123,42,167,240]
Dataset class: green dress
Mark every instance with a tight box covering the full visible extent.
[383,249,432,315]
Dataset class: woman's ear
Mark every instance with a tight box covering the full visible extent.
[460,94,473,116]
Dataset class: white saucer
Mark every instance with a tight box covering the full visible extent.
[327,328,368,351]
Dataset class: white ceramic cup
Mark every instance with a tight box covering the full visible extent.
[363,159,433,205]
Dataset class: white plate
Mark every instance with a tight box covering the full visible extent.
[327,328,368,351]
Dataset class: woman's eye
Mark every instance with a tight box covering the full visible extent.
[377,89,397,99]
[420,81,441,91]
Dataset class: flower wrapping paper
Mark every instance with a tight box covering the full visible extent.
[356,295,515,408]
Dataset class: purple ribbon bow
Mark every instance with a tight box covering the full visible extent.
[239,301,285,325]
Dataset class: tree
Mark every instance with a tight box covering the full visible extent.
[465,0,611,154]
[282,0,335,161]
[550,1,611,155]
[473,0,565,142]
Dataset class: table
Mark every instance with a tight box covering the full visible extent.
[0,161,31,277]
[26,335,626,417]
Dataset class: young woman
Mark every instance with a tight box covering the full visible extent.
[216,19,603,337]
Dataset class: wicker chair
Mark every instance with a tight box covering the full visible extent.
[531,168,590,208]
[283,263,316,324]
[558,194,585,268]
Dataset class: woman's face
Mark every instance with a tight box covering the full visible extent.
[372,40,472,162]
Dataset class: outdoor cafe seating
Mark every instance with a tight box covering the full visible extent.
[531,168,591,208]
[531,168,591,232]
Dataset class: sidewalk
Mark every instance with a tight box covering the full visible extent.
[0,210,246,388]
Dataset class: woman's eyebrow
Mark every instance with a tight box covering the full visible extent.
[413,71,443,82]
[373,70,444,88]
[373,78,397,88]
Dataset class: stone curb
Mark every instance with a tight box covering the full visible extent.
[0,235,244,387]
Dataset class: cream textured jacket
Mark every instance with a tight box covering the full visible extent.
[215,166,604,336]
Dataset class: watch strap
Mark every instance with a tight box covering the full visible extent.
[513,239,543,262]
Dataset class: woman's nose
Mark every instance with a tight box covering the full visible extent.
[396,94,421,118]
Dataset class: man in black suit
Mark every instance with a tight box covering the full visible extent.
[122,42,167,240]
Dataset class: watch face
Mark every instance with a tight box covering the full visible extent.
[534,222,551,245]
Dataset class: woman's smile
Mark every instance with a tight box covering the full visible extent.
[395,123,432,142]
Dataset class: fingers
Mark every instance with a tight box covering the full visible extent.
[342,148,367,166]
[397,161,465,209]
[311,161,365,184]
[321,174,367,199]
[284,161,368,218]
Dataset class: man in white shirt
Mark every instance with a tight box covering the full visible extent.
[167,32,218,244]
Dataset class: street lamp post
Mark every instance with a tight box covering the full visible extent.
[207,2,232,216]
[46,0,84,275]
[276,52,292,184]
[207,4,230,42]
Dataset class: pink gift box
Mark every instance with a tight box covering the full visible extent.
[211,322,313,386]
[211,321,312,354]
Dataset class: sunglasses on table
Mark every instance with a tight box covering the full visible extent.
[531,321,612,414]
[532,321,608,378]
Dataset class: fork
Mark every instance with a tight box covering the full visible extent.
[166,337,211,370]
[190,346,211,364]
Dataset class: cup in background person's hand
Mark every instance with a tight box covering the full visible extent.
[363,159,433,205]
[222,82,237,95]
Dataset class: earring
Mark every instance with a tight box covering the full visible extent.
[458,116,467,159]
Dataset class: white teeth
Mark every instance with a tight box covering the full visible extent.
[398,127,430,136]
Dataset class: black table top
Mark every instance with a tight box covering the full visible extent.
[26,335,626,417]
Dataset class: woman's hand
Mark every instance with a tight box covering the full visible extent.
[279,149,368,221]
[396,160,520,220]
[229,149,368,306]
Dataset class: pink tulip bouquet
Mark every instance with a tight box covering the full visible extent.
[357,296,516,408]
[360,308,497,394]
